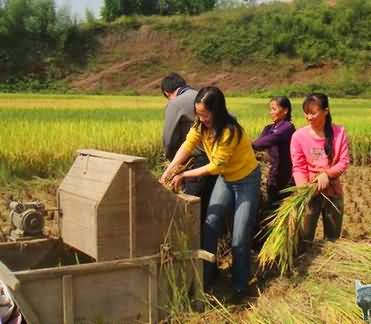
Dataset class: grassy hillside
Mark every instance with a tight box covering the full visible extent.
[67,0,371,96]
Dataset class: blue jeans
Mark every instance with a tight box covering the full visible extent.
[203,167,261,293]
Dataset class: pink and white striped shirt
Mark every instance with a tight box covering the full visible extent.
[290,124,350,196]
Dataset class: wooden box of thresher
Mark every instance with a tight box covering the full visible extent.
[0,150,213,324]
[58,149,200,261]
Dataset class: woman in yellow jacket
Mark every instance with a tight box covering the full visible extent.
[160,86,260,297]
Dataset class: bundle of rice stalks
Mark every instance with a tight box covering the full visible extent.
[258,183,317,275]
[302,279,363,324]
[309,240,371,284]
[252,240,369,323]
[160,209,201,321]
[244,278,364,324]
[245,286,319,324]
[162,157,194,192]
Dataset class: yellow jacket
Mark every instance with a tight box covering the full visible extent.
[182,124,258,181]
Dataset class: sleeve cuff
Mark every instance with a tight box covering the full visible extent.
[181,141,194,154]
[293,172,309,186]
[207,163,221,175]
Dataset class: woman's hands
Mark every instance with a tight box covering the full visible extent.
[159,168,186,193]
[316,172,329,191]
[159,145,192,189]
[159,164,187,193]
[159,166,173,186]
[171,173,185,192]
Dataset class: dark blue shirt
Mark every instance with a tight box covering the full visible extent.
[253,120,295,189]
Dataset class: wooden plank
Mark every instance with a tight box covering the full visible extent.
[99,164,130,205]
[60,193,98,259]
[184,200,201,250]
[8,249,213,324]
[16,258,151,281]
[129,165,136,258]
[193,258,204,304]
[0,261,20,290]
[98,163,130,204]
[148,261,158,324]
[77,149,147,163]
[134,165,201,257]
[193,250,216,263]
[72,267,149,323]
[59,176,108,202]
[64,155,122,184]
[60,181,130,207]
[15,277,63,324]
[93,163,131,261]
[62,275,74,324]
[15,250,215,281]
[135,167,181,256]
[96,204,130,261]
[59,153,125,203]
[176,193,200,204]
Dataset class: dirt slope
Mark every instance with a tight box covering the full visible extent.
[69,25,343,95]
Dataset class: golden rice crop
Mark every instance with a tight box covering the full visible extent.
[258,184,317,275]
[0,94,370,182]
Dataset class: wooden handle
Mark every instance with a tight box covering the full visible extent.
[192,250,216,263]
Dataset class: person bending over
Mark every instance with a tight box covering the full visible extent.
[161,72,216,223]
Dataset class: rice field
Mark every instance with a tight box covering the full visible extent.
[0,93,370,323]
[0,93,370,182]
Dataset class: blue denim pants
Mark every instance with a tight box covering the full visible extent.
[203,167,261,293]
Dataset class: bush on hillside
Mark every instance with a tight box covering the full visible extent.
[0,0,98,83]
[188,0,371,65]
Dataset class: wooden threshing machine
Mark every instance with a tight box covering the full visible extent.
[0,149,214,323]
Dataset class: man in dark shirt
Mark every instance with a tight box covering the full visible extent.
[161,72,216,223]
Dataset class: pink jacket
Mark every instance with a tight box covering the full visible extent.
[290,124,350,196]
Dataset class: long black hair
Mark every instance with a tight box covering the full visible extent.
[271,96,292,121]
[303,93,334,163]
[194,86,243,145]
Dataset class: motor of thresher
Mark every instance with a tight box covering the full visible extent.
[8,201,45,240]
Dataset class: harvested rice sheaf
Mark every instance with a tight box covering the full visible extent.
[163,158,194,192]
[258,184,317,275]
[245,240,370,324]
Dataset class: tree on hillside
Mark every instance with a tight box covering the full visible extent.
[0,0,94,83]
[156,0,217,15]
[140,0,158,15]
[27,0,57,41]
[102,0,143,20]
[85,8,97,26]
[101,0,121,21]
[216,0,248,8]
[101,0,217,20]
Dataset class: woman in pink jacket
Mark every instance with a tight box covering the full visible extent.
[290,93,350,242]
